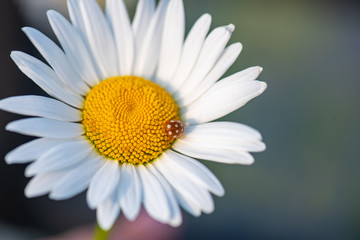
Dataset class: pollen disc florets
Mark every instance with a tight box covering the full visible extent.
[82,76,180,164]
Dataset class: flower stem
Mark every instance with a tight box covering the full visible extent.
[94,224,111,240]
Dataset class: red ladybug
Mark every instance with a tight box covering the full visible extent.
[165,120,184,139]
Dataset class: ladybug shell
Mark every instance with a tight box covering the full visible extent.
[165,120,184,138]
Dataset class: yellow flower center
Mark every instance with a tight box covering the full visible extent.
[82,76,180,165]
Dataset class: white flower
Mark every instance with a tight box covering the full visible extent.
[0,0,267,230]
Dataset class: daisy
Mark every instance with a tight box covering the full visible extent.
[0,0,267,231]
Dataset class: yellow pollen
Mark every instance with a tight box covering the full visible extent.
[82,76,180,164]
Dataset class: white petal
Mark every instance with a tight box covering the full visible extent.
[106,0,135,75]
[175,24,234,99]
[25,171,64,198]
[133,0,170,78]
[6,118,84,138]
[177,135,265,153]
[115,165,128,203]
[96,194,120,231]
[137,164,171,224]
[22,27,90,95]
[183,69,266,125]
[174,189,201,217]
[221,66,264,83]
[155,0,184,86]
[47,10,99,86]
[87,159,120,209]
[170,122,264,164]
[182,121,262,139]
[177,122,265,152]
[132,0,155,58]
[68,0,118,79]
[0,95,81,122]
[5,138,68,164]
[181,42,243,106]
[164,150,224,196]
[168,13,212,93]
[50,153,104,200]
[118,164,142,221]
[10,51,83,108]
[67,0,86,38]
[146,164,182,227]
[154,154,214,214]
[173,141,255,164]
[25,138,93,177]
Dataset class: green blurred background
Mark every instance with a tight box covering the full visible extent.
[0,0,359,239]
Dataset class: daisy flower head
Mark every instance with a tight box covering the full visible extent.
[1,0,267,231]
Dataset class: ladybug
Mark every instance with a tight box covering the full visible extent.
[165,120,184,139]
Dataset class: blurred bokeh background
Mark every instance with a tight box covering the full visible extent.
[0,0,359,239]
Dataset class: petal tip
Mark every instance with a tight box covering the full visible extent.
[245,158,255,165]
[46,9,55,15]
[24,183,41,198]
[0,99,7,110]
[21,26,32,34]
[123,205,141,222]
[232,42,243,54]
[5,122,15,132]
[49,191,67,201]
[48,192,58,200]
[10,50,21,59]
[46,10,61,20]
[24,188,32,198]
[169,217,183,227]
[218,191,225,197]
[97,220,113,232]
[234,42,243,48]
[9,51,16,58]
[260,142,266,151]
[260,81,267,92]
[226,24,235,32]
[199,13,212,24]
[24,167,35,178]
[86,196,97,210]
[215,187,225,197]
[4,153,14,164]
